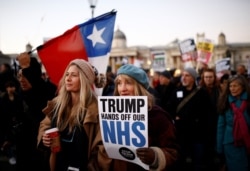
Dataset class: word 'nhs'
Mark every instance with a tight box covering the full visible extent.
[102,121,146,147]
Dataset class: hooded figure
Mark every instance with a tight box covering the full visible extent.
[16,53,57,171]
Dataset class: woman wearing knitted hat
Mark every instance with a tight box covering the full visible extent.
[37,59,111,171]
[110,64,178,171]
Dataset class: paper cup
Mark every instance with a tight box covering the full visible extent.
[45,128,61,153]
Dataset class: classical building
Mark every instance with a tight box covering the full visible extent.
[212,33,250,70]
[110,28,250,75]
[1,29,250,75]
[109,28,152,73]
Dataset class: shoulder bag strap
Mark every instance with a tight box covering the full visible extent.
[176,86,200,114]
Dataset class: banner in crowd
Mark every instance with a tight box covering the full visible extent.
[178,38,197,68]
[151,51,167,72]
[98,96,149,170]
[36,10,116,89]
[197,39,214,64]
[215,57,231,78]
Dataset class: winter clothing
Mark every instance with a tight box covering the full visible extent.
[110,105,178,171]
[230,100,250,152]
[21,57,42,87]
[160,70,172,79]
[183,67,198,80]
[16,57,56,171]
[155,82,176,112]
[38,96,112,171]
[217,92,250,171]
[117,64,149,89]
[70,59,106,88]
[166,84,213,170]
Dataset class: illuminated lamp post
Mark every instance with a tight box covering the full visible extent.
[88,0,98,18]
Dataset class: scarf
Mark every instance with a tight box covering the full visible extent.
[230,100,250,153]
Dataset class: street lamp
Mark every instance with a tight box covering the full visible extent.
[88,0,98,18]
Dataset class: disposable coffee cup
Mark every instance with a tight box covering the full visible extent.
[45,127,61,153]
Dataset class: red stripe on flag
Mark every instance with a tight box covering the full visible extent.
[38,25,88,85]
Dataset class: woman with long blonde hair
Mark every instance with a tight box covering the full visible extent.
[38,59,111,171]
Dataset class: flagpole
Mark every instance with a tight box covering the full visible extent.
[28,48,37,55]
[88,0,98,18]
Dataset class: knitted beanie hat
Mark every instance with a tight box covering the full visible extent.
[183,67,198,80]
[160,70,172,79]
[70,59,106,88]
[117,64,149,89]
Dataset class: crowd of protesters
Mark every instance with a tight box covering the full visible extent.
[0,53,57,171]
[0,52,250,171]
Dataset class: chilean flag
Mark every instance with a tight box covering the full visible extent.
[37,10,116,89]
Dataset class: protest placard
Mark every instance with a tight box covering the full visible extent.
[197,39,214,64]
[98,96,149,170]
[151,51,167,72]
[178,38,197,68]
[215,57,231,78]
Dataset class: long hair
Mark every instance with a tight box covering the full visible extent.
[114,74,155,110]
[199,68,219,88]
[217,74,250,114]
[53,63,97,133]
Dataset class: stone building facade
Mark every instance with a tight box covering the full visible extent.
[110,28,250,75]
[1,29,250,76]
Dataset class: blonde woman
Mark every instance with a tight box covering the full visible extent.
[37,59,111,171]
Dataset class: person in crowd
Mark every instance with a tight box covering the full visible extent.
[197,63,209,83]
[14,52,57,171]
[166,67,213,171]
[111,64,178,171]
[155,70,176,112]
[0,63,19,95]
[152,71,160,88]
[172,75,182,88]
[0,81,24,165]
[219,73,230,93]
[42,72,58,96]
[102,66,116,96]
[236,64,248,78]
[143,68,161,106]
[38,59,111,171]
[216,75,250,171]
[199,68,223,170]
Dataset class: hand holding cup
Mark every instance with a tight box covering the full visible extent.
[44,128,61,153]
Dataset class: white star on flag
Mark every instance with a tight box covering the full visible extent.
[87,24,106,47]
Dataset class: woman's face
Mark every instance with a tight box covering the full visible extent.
[65,65,80,92]
[6,86,16,94]
[116,75,135,96]
[203,71,215,87]
[229,80,243,98]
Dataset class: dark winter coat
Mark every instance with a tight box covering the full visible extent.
[167,85,213,144]
[110,105,178,171]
